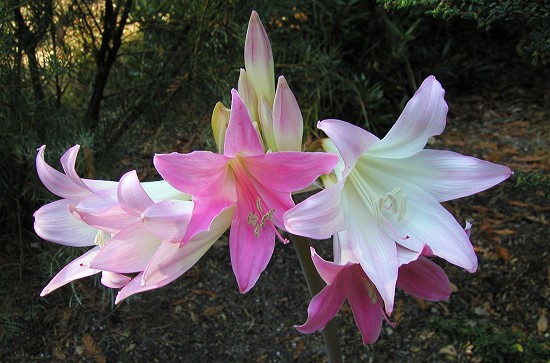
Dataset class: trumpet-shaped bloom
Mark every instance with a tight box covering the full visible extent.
[87,170,234,303]
[296,246,451,345]
[35,146,188,296]
[285,76,512,313]
[154,89,338,293]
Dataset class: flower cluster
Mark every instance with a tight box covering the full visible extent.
[35,11,511,345]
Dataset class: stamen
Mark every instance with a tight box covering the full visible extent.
[256,197,262,213]
[94,229,109,248]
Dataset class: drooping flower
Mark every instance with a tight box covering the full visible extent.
[296,244,452,345]
[35,146,188,296]
[284,76,512,314]
[154,89,338,293]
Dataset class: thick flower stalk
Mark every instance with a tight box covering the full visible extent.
[154,89,338,293]
[285,76,512,314]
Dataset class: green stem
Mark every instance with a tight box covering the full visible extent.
[290,233,343,363]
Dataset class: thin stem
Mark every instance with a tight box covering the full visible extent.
[290,233,343,363]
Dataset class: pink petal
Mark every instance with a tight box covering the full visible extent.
[224,89,264,157]
[346,266,383,344]
[272,76,303,151]
[116,205,234,303]
[229,192,276,293]
[397,256,452,301]
[154,151,233,199]
[284,182,347,240]
[295,271,348,334]
[141,200,194,243]
[143,204,232,285]
[318,120,380,175]
[244,11,275,104]
[36,145,88,199]
[367,76,447,159]
[40,247,101,296]
[118,171,154,216]
[397,149,512,202]
[310,248,351,285]
[73,189,137,233]
[101,271,131,288]
[59,145,92,192]
[182,198,234,244]
[90,223,161,273]
[34,200,97,247]
[243,151,339,192]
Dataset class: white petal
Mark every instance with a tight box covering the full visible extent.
[34,200,97,246]
[367,76,447,159]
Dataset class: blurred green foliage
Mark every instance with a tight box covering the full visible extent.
[429,317,550,362]
[379,0,549,64]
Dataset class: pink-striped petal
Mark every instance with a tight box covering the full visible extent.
[182,198,234,245]
[118,171,154,216]
[59,145,92,192]
[397,256,452,301]
[284,182,348,240]
[224,89,264,157]
[243,151,338,192]
[34,200,97,246]
[392,188,478,273]
[90,223,161,273]
[141,200,194,243]
[154,151,233,198]
[116,205,234,303]
[40,246,101,296]
[36,146,88,199]
[244,11,275,105]
[367,76,447,159]
[72,189,137,233]
[272,76,303,151]
[392,149,513,202]
[318,119,380,175]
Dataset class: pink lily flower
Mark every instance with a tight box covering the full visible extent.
[284,76,512,314]
[154,89,338,293]
[296,246,452,345]
[35,146,188,296]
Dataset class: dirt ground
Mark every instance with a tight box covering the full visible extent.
[1,68,549,362]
